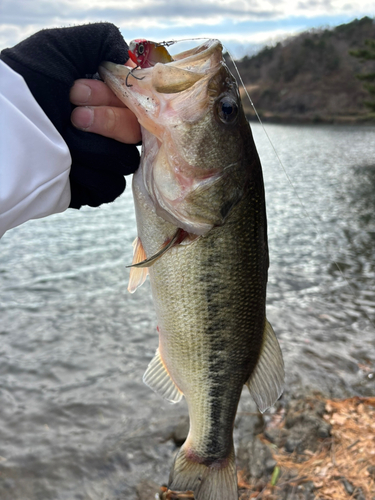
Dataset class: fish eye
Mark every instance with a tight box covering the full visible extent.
[216,96,238,124]
[138,43,145,55]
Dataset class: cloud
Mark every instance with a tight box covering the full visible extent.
[2,0,374,26]
[0,0,281,28]
[0,0,374,54]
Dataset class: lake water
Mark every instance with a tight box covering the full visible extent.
[0,123,374,499]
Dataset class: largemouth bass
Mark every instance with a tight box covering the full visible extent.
[99,40,284,500]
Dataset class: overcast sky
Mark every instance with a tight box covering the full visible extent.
[1,0,374,58]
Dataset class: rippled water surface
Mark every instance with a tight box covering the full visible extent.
[0,123,374,499]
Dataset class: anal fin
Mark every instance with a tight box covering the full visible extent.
[128,237,148,293]
[143,348,183,403]
[246,319,284,413]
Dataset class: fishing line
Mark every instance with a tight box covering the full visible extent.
[225,48,319,226]
[223,46,375,331]
[161,37,211,44]
[156,37,212,50]
[162,37,374,329]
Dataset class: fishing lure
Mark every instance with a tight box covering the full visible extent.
[128,39,174,68]
[126,39,175,87]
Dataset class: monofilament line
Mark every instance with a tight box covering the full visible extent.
[224,45,375,331]
[169,38,374,329]
[225,47,315,226]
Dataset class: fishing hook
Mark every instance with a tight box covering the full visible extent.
[155,40,176,48]
[126,65,145,87]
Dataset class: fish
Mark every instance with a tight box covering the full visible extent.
[128,39,173,68]
[99,39,284,500]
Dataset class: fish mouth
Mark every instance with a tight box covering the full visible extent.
[98,39,224,138]
[99,39,222,94]
[98,40,223,117]
[98,40,223,140]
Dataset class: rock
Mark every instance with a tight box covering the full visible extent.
[340,479,366,499]
[235,409,267,470]
[264,397,332,454]
[236,409,265,438]
[354,488,366,500]
[368,465,375,480]
[264,427,289,446]
[303,481,315,493]
[136,479,160,500]
[341,478,355,495]
[247,436,275,480]
[264,457,277,474]
[171,416,189,446]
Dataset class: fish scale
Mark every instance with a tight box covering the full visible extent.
[146,188,267,462]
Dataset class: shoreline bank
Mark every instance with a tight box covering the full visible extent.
[136,394,375,500]
[245,112,375,125]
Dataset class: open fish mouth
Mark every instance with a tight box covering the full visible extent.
[100,39,223,96]
[98,39,225,138]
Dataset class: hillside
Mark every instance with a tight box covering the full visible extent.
[230,17,375,123]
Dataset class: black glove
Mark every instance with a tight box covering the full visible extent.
[0,23,140,209]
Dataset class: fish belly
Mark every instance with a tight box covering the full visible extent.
[133,168,268,499]
[136,173,267,450]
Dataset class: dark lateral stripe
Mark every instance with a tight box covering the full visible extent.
[202,247,233,459]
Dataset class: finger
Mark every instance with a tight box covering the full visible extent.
[70,57,136,106]
[71,105,142,144]
[70,79,125,107]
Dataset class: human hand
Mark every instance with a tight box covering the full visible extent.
[70,78,141,144]
[0,23,140,209]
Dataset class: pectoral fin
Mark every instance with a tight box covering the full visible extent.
[246,319,284,413]
[143,348,183,403]
[127,228,184,269]
[128,237,149,293]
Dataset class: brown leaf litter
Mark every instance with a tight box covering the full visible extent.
[156,396,375,499]
[239,396,375,499]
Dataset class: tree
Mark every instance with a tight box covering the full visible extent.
[350,39,375,112]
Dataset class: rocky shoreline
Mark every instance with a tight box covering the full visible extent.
[135,394,375,500]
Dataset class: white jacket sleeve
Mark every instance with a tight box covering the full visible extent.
[0,60,72,238]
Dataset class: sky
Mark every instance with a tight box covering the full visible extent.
[0,0,374,59]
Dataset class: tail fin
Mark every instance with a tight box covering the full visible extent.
[168,445,238,500]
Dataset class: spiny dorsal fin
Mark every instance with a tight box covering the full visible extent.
[143,348,183,403]
[128,237,148,293]
[245,319,284,413]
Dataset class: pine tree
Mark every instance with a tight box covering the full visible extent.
[350,39,375,112]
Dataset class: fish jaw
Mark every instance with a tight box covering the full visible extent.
[99,40,224,137]
[99,40,251,235]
